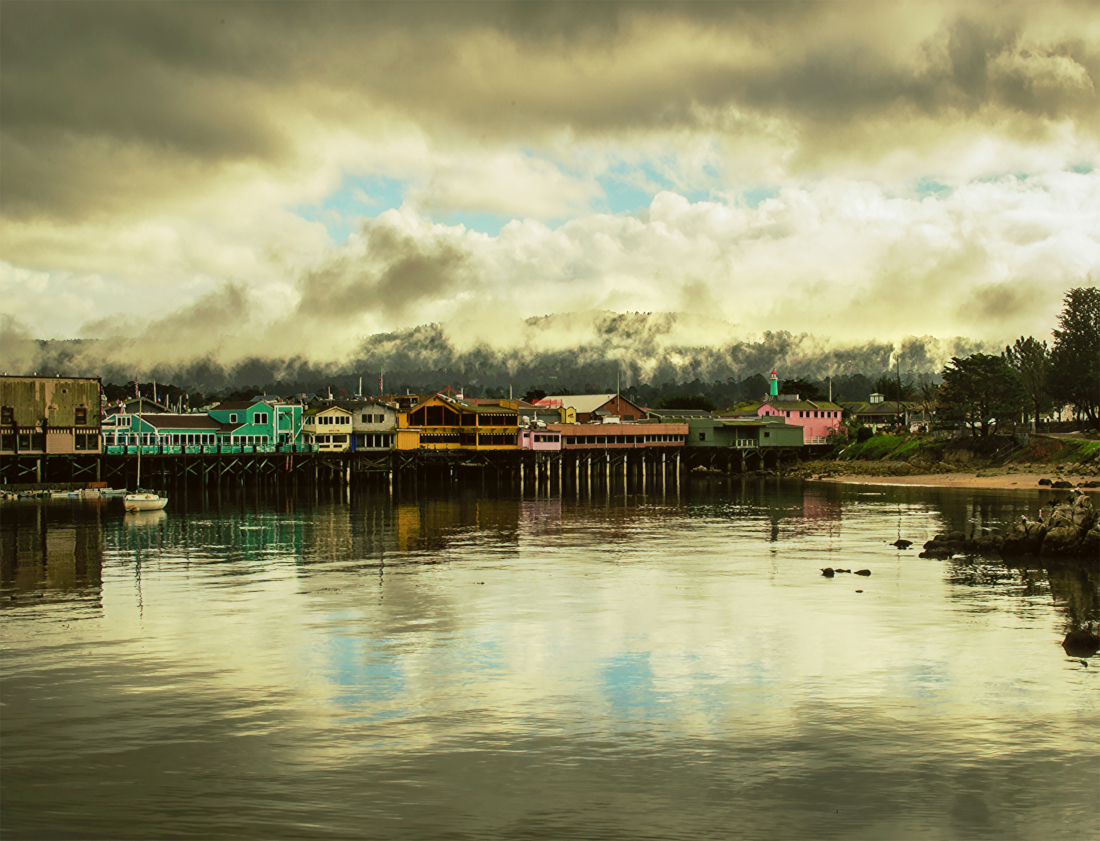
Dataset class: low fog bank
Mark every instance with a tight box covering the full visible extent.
[3,311,993,402]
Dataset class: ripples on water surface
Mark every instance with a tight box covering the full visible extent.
[2,479,1097,840]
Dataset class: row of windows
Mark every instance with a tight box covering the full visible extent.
[306,415,351,425]
[361,413,387,424]
[0,433,46,450]
[563,434,685,445]
[1,406,91,425]
[357,433,394,448]
[103,433,271,445]
[314,435,348,444]
[478,433,517,445]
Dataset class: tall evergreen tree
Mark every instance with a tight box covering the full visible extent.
[939,354,1027,437]
[1049,287,1100,428]
[1003,336,1051,428]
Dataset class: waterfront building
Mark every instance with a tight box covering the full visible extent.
[397,393,519,450]
[102,412,229,450]
[518,426,563,451]
[546,421,688,450]
[207,400,304,447]
[648,408,806,449]
[302,405,353,451]
[339,398,398,452]
[724,396,842,444]
[0,375,101,455]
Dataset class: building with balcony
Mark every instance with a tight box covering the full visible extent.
[0,375,101,455]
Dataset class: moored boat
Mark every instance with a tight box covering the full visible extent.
[124,490,168,512]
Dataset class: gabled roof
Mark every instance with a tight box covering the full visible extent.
[211,401,270,412]
[304,405,352,417]
[542,394,617,414]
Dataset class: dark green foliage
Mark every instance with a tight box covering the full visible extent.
[939,354,1027,437]
[1049,287,1100,428]
[1003,336,1051,427]
[871,374,916,401]
[522,388,548,403]
[657,394,718,411]
[779,377,824,401]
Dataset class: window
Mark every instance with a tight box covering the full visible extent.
[1,406,12,426]
[229,413,238,423]
[254,412,268,425]
[698,432,706,441]
[75,407,88,426]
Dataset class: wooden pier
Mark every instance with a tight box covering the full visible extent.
[1,444,809,492]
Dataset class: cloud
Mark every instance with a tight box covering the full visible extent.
[3,2,1096,223]
[1,1,1096,379]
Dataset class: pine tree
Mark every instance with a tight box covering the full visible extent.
[1049,287,1100,428]
[939,354,1027,437]
[1003,336,1050,429]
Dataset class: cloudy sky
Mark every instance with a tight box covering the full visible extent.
[1,1,1097,369]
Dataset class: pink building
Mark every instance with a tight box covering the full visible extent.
[518,428,562,451]
[724,399,842,445]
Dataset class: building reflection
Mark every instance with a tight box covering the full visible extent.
[0,502,104,601]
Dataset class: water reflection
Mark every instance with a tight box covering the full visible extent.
[2,481,1096,841]
[1,501,105,604]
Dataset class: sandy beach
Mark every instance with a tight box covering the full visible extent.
[815,471,1098,492]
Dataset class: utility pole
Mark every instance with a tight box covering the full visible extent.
[896,350,903,428]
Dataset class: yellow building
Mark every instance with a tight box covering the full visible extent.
[303,406,353,451]
[397,393,519,450]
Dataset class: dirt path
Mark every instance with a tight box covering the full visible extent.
[813,471,1097,492]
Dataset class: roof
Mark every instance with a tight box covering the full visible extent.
[725,399,841,415]
[647,409,716,419]
[304,405,352,417]
[841,401,920,416]
[140,414,229,431]
[211,401,270,412]
[542,394,616,414]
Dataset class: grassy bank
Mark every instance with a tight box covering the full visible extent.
[790,433,1100,478]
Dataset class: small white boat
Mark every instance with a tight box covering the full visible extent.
[125,490,168,512]
[125,446,167,511]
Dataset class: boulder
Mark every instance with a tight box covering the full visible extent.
[1062,629,1100,658]
[1040,525,1085,559]
[1070,493,1097,531]
[1000,519,1047,557]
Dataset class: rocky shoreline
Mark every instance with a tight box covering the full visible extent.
[917,487,1098,562]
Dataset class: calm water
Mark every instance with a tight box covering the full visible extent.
[2,478,1098,840]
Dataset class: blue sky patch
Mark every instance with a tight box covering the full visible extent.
[912,178,952,198]
[296,174,407,241]
[742,186,780,208]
